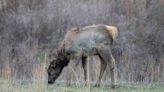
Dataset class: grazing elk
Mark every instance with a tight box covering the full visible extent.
[47,24,118,88]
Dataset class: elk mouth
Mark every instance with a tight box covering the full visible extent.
[48,81,54,84]
[48,77,56,84]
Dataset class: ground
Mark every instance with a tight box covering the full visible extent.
[0,79,164,92]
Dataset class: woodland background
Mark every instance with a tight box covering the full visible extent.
[0,0,164,83]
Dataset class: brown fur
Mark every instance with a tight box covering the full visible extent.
[59,28,78,49]
[47,24,118,88]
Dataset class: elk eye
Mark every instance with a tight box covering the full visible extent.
[51,64,56,68]
[48,72,51,75]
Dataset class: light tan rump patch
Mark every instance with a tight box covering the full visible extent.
[105,26,118,40]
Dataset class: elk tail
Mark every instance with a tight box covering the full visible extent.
[105,25,118,40]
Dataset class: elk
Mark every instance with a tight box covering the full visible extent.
[47,24,118,88]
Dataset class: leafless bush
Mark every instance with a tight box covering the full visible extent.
[0,0,163,83]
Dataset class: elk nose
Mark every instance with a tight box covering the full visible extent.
[48,81,53,84]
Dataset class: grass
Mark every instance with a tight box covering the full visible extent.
[0,79,164,92]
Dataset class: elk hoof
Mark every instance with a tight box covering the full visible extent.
[66,83,71,87]
[111,85,117,89]
[94,84,100,87]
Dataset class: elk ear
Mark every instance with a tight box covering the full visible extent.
[51,62,56,68]
[57,40,66,58]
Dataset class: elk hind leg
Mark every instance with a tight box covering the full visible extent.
[98,49,117,88]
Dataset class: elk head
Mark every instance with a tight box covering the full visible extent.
[47,49,70,84]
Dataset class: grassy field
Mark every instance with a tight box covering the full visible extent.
[0,79,164,92]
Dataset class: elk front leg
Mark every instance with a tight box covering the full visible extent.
[66,68,72,86]
[66,58,79,86]
[95,59,107,87]
[66,61,73,86]
[82,56,88,86]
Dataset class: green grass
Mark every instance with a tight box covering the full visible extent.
[0,79,164,92]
